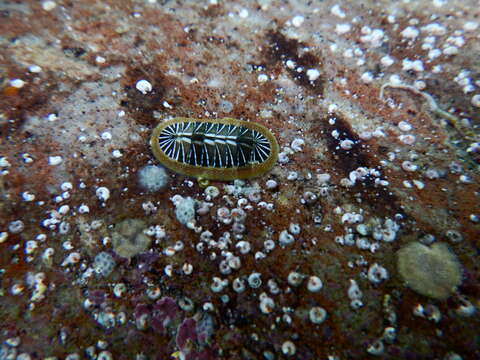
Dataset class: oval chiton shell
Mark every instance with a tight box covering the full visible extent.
[150,117,279,180]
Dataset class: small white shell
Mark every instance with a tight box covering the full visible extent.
[307,276,323,292]
[309,306,327,324]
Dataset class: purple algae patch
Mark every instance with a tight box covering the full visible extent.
[151,296,178,333]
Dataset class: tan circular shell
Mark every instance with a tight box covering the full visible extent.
[150,117,279,181]
[397,242,462,300]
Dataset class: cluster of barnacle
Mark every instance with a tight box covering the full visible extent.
[364,294,399,356]
[1,337,33,360]
[335,211,401,252]
[276,137,305,165]
[338,166,389,188]
[153,166,340,356]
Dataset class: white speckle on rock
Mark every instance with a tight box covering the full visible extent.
[78,204,90,214]
[135,79,152,94]
[291,138,305,152]
[58,205,70,215]
[399,134,416,145]
[328,104,338,113]
[340,139,354,150]
[48,156,63,166]
[291,15,305,27]
[360,27,385,47]
[360,71,374,83]
[402,59,424,72]
[433,0,448,7]
[471,94,480,107]
[463,21,479,32]
[22,192,35,202]
[257,74,269,83]
[387,75,402,86]
[286,60,296,69]
[398,121,412,132]
[95,56,106,64]
[401,26,419,39]
[414,80,426,90]
[335,23,352,35]
[421,23,447,35]
[266,179,278,190]
[96,187,110,202]
[443,46,459,55]
[306,69,320,81]
[101,131,112,140]
[331,4,346,18]
[428,49,442,60]
[380,55,394,67]
[28,65,42,73]
[402,161,418,172]
[42,1,57,11]
[238,8,249,18]
[10,79,25,88]
[413,180,425,189]
[112,150,122,158]
[47,113,58,122]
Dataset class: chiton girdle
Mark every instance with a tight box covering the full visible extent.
[150,117,279,180]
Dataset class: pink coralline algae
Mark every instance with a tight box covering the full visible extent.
[151,297,179,334]
[176,318,217,360]
[133,297,179,334]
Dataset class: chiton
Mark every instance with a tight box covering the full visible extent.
[150,117,279,180]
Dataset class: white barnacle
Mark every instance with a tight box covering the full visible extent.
[146,287,161,300]
[48,156,63,165]
[259,295,275,314]
[290,138,305,152]
[236,240,251,254]
[348,279,362,300]
[287,271,304,287]
[227,256,241,270]
[281,340,296,356]
[211,277,227,293]
[367,263,389,284]
[307,275,323,292]
[309,306,327,324]
[0,232,8,243]
[289,223,301,235]
[248,272,262,288]
[9,220,25,234]
[182,263,193,275]
[113,283,127,298]
[136,79,152,94]
[264,239,275,252]
[232,278,246,293]
[367,339,385,356]
[266,179,278,189]
[61,252,81,266]
[96,187,110,202]
[279,230,295,246]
